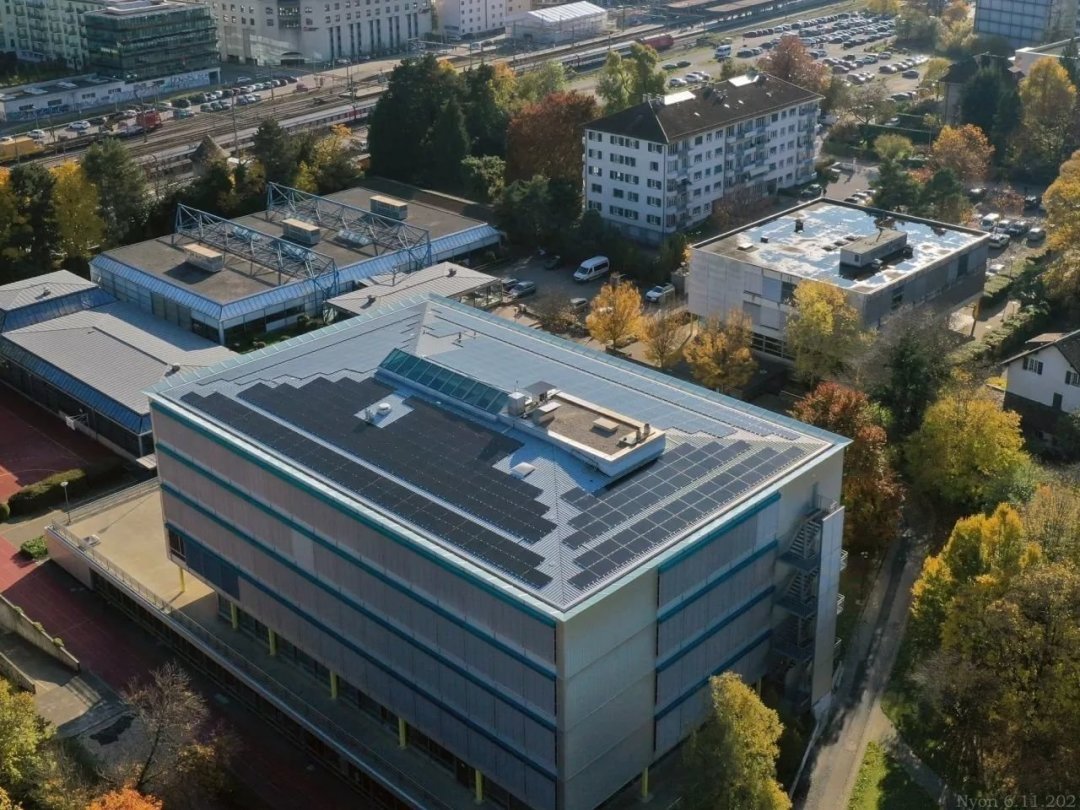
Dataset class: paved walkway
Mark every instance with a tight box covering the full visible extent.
[802,530,927,809]
[879,720,951,806]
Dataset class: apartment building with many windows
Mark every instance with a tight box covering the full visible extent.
[583,73,821,245]
[147,296,848,810]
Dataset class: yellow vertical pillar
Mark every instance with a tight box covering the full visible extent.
[178,567,186,593]
[229,602,238,630]
[397,717,407,749]
[474,769,484,804]
[268,628,277,656]
[329,671,339,699]
[641,767,649,801]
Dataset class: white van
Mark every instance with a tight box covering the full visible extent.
[980,212,1001,230]
[715,44,732,59]
[573,256,611,282]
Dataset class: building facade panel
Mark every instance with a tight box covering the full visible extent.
[153,411,558,660]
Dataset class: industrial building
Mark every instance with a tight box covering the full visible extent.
[0,271,233,461]
[507,1,607,45]
[83,0,218,81]
[90,184,501,347]
[0,68,219,122]
[582,74,821,245]
[328,261,501,316]
[688,199,989,360]
[146,295,847,810]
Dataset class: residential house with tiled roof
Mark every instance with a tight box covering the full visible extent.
[1002,328,1080,436]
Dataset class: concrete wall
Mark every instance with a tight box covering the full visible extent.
[45,529,95,589]
[0,593,80,672]
[557,570,657,810]
[0,651,36,692]
[1005,345,1080,412]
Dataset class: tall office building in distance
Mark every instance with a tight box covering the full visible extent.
[973,0,1078,47]
[84,0,218,80]
[148,297,848,810]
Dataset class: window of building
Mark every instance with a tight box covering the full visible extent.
[1067,370,1080,387]
[167,529,185,560]
[891,285,904,311]
[1023,356,1044,375]
[591,183,602,194]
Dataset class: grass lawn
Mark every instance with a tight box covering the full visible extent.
[848,741,937,810]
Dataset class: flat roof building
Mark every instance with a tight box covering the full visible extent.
[328,261,500,316]
[0,273,233,460]
[90,183,501,347]
[689,199,989,359]
[147,295,847,810]
[508,2,608,44]
[84,0,218,82]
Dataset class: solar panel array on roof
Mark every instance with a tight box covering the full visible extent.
[182,383,554,589]
[379,348,509,414]
[156,298,843,609]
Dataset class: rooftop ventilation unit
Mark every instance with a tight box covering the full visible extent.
[592,416,620,435]
[370,195,409,221]
[511,461,535,479]
[282,217,322,245]
[183,243,225,273]
[508,391,532,416]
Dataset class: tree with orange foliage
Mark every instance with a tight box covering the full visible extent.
[88,788,163,810]
[506,91,600,184]
[928,124,994,182]
[756,35,829,93]
[791,382,904,551]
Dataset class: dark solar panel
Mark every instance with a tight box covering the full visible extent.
[182,389,553,589]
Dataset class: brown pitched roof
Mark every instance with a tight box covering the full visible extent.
[585,73,820,144]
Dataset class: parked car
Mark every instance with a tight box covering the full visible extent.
[172,98,190,108]
[543,254,563,270]
[669,77,687,87]
[1027,227,1047,243]
[663,62,678,70]
[1005,220,1030,236]
[988,262,1006,275]
[902,69,919,79]
[967,187,987,200]
[175,108,195,119]
[645,283,676,303]
[573,256,611,282]
[500,277,519,293]
[68,120,91,132]
[1024,194,1042,210]
[799,183,823,198]
[27,129,46,140]
[676,60,692,68]
[988,232,1011,249]
[569,297,589,316]
[507,281,537,300]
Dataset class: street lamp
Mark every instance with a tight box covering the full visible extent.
[60,480,70,524]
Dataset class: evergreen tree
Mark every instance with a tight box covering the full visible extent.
[81,138,148,244]
[424,98,469,192]
[9,163,58,272]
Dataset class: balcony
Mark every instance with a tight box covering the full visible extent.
[772,617,815,663]
[836,593,845,616]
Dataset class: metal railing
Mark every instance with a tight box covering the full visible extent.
[66,478,162,523]
[45,524,453,810]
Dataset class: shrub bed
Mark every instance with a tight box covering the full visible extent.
[7,458,123,516]
[951,304,1051,365]
[19,536,48,560]
[0,500,8,522]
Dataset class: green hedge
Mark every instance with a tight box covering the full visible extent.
[951,304,1051,365]
[6,459,123,517]
[0,501,8,522]
[981,273,1015,306]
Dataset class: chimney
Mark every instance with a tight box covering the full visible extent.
[795,218,804,233]
[448,266,457,276]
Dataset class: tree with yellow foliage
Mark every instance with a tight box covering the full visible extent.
[685,311,756,394]
[50,162,106,262]
[1018,57,1078,174]
[683,673,791,810]
[87,788,163,810]
[641,308,685,370]
[586,280,642,351]
[784,281,865,384]
[905,380,1031,508]
[928,124,994,182]
[1041,149,1080,313]
[309,124,359,194]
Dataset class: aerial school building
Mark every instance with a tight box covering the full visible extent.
[147,296,848,810]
